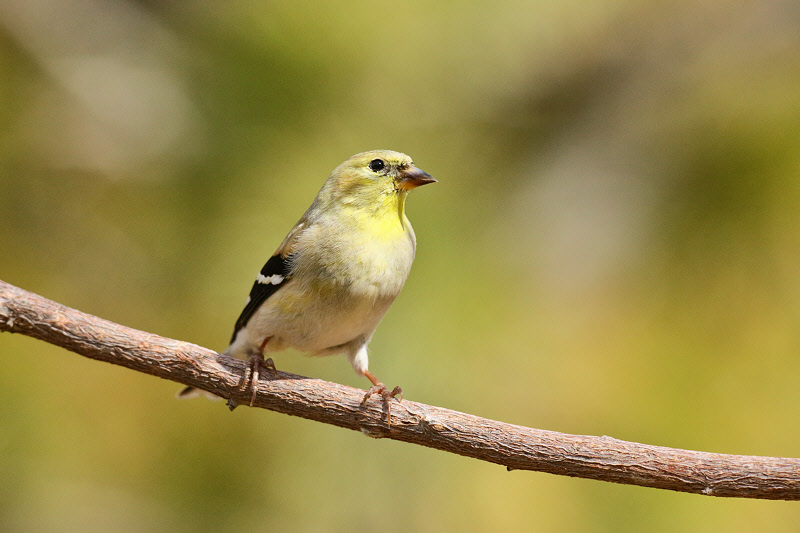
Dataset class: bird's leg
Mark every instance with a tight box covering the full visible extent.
[247,336,277,406]
[361,370,403,425]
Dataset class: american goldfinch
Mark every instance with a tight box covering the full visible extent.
[183,150,435,407]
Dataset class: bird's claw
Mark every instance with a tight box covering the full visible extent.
[263,357,278,376]
[247,354,278,406]
[362,383,403,403]
[361,383,403,426]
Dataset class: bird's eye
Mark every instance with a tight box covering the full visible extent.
[369,159,385,172]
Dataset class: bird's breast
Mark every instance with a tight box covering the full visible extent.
[293,213,416,300]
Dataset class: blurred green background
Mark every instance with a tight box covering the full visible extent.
[2,0,800,531]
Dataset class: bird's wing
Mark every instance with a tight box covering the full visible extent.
[229,218,308,343]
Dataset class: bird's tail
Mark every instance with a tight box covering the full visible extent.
[176,386,223,400]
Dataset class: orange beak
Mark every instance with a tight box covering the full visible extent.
[396,166,437,190]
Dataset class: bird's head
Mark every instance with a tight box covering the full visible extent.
[324,150,436,210]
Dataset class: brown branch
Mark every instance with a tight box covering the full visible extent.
[1,279,798,500]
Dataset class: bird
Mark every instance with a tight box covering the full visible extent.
[180,150,435,410]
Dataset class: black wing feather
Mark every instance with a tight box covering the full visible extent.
[230,254,293,343]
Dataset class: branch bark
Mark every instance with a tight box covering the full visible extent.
[1,279,798,500]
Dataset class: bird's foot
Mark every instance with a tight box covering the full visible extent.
[361,370,402,426]
[247,353,278,406]
[362,383,403,404]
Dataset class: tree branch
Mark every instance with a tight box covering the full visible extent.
[1,279,798,500]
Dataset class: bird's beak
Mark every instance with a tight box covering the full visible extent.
[396,166,437,190]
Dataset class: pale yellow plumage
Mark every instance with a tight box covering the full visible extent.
[222,150,435,406]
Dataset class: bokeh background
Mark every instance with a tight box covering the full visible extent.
[2,1,800,531]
